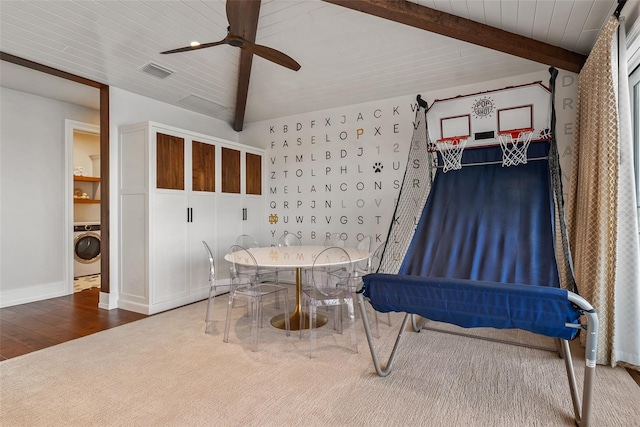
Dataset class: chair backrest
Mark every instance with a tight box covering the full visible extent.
[357,235,372,252]
[311,246,353,297]
[354,235,372,272]
[228,245,258,286]
[370,241,386,274]
[277,232,301,248]
[324,233,345,247]
[202,240,215,281]
[236,234,260,249]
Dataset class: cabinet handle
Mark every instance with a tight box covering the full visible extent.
[190,208,194,223]
[242,208,247,221]
[187,207,193,223]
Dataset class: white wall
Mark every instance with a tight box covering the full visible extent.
[242,93,414,248]
[73,131,100,176]
[0,69,578,308]
[108,87,239,142]
[241,69,578,249]
[0,87,99,306]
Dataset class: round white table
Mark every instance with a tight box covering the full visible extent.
[225,245,370,330]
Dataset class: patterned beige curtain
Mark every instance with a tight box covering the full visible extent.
[567,17,619,365]
[567,16,640,367]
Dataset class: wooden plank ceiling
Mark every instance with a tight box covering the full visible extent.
[0,1,617,131]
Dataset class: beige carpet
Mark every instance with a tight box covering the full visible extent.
[1,297,639,426]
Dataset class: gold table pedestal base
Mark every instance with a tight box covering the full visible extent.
[270,311,328,331]
[269,268,328,331]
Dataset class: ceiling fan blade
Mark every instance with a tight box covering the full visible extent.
[160,38,228,54]
[246,42,301,71]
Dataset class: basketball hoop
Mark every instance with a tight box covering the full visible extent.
[498,128,534,167]
[435,136,467,172]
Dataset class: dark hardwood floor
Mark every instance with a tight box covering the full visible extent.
[0,288,147,360]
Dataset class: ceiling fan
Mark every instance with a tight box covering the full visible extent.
[159,0,300,131]
[160,0,300,71]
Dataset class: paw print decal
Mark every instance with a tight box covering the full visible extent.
[373,162,383,173]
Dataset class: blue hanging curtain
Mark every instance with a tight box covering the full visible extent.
[399,143,560,288]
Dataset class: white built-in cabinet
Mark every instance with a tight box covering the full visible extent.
[118,122,264,315]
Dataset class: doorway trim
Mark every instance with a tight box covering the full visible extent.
[1,52,112,304]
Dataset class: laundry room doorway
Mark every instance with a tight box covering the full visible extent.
[67,120,102,293]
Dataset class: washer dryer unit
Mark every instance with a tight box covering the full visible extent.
[74,222,101,278]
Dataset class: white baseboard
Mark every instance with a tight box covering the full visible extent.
[116,299,151,315]
[0,281,67,308]
[118,290,212,315]
[98,291,119,310]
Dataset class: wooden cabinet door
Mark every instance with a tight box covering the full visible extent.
[156,133,184,190]
[246,152,262,195]
[221,147,240,194]
[192,140,215,192]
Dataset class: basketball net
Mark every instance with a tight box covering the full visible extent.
[498,129,533,167]
[376,104,436,276]
[435,137,467,173]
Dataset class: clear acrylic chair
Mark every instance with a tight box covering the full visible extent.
[224,245,290,351]
[235,234,260,249]
[274,232,302,284]
[300,246,357,358]
[324,232,346,247]
[277,232,301,248]
[351,235,372,281]
[345,236,384,337]
[203,240,232,335]
[236,234,276,285]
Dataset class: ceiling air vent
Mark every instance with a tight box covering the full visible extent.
[139,62,174,79]
[178,94,228,117]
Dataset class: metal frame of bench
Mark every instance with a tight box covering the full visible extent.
[357,286,598,426]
